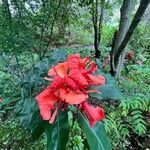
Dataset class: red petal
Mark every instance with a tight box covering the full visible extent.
[49,107,58,124]
[67,53,81,69]
[86,74,105,85]
[58,88,87,104]
[49,76,64,90]
[57,88,67,101]
[86,61,97,74]
[65,91,88,104]
[48,62,68,77]
[81,102,105,127]
[69,69,89,88]
[36,87,57,120]
[67,53,87,71]
[86,89,100,94]
[81,56,90,64]
[64,76,78,90]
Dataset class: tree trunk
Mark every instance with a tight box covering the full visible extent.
[98,0,104,54]
[92,0,105,59]
[142,3,150,24]
[110,0,150,79]
[92,0,99,58]
[114,0,150,67]
[110,0,134,76]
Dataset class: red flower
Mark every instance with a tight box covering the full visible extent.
[36,87,57,120]
[67,53,89,70]
[36,53,105,127]
[80,102,105,127]
[48,62,68,78]
[67,54,105,87]
[36,76,88,123]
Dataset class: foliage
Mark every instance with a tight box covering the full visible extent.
[0,116,46,150]
[105,97,150,150]
[45,110,70,150]
[0,0,150,148]
[15,49,116,150]
[129,24,150,54]
[77,111,111,150]
[66,118,86,150]
[104,61,150,149]
[101,25,116,46]
[1,43,150,149]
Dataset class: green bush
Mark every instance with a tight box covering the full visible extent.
[0,116,46,150]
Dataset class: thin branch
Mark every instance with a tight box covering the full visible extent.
[2,0,25,81]
[0,53,20,78]
[41,0,62,59]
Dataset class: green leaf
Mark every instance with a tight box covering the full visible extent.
[51,49,67,63]
[35,58,54,73]
[32,120,46,140]
[100,84,122,100]
[45,110,70,150]
[30,109,46,140]
[90,73,122,100]
[77,111,111,150]
[90,84,122,100]
[17,97,37,129]
[104,74,116,84]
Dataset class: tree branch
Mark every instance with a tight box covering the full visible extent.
[40,0,62,60]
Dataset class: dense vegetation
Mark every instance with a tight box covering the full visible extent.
[0,0,150,150]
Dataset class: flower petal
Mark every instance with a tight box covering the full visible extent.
[57,88,67,101]
[69,69,89,88]
[64,76,78,90]
[67,53,81,70]
[81,56,90,64]
[48,62,68,77]
[86,74,105,85]
[36,87,57,120]
[65,91,88,104]
[50,76,64,90]
[49,107,58,124]
[81,102,105,127]
[57,88,87,104]
[86,61,97,74]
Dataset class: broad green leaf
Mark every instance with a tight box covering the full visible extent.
[31,120,46,140]
[91,73,122,100]
[45,110,70,150]
[15,97,38,129]
[99,84,122,100]
[35,58,54,73]
[90,84,122,100]
[77,111,111,150]
[30,109,46,140]
[51,49,67,63]
[104,74,116,84]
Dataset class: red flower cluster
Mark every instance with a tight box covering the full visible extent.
[36,54,105,127]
